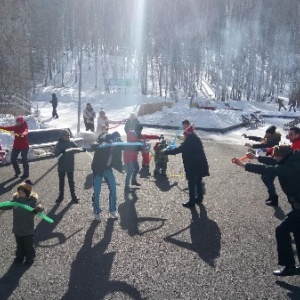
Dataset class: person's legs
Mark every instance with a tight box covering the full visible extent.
[92,174,103,215]
[15,235,25,262]
[104,169,117,213]
[161,162,167,175]
[90,123,95,132]
[142,150,150,167]
[10,148,21,176]
[125,162,134,187]
[67,172,79,201]
[23,235,35,263]
[187,177,196,204]
[261,174,278,205]
[57,172,65,201]
[20,148,29,177]
[195,176,203,202]
[131,161,140,185]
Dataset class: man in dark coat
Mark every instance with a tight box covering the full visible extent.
[233,146,300,276]
[50,93,59,118]
[165,125,209,208]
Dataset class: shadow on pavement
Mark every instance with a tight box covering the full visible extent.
[62,219,143,300]
[274,206,285,221]
[119,190,167,237]
[84,173,93,190]
[0,177,23,197]
[139,166,151,179]
[165,204,221,267]
[0,263,31,299]
[154,176,178,192]
[33,161,58,186]
[35,202,80,248]
[276,281,300,300]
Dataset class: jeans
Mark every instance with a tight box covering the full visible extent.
[11,148,29,176]
[261,174,277,196]
[15,234,35,259]
[59,172,75,198]
[92,169,117,214]
[276,209,300,267]
[188,176,203,203]
[125,161,139,186]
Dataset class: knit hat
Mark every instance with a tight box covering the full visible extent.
[266,125,276,135]
[184,125,195,136]
[273,145,293,158]
[18,179,33,194]
[182,119,190,126]
[59,129,70,138]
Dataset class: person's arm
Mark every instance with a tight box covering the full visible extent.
[165,144,183,155]
[54,143,64,157]
[245,162,295,177]
[257,156,276,165]
[141,134,160,140]
[0,125,17,132]
[247,136,263,142]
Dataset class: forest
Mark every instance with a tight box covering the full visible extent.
[1,0,300,101]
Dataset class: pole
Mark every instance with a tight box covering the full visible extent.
[77,42,83,133]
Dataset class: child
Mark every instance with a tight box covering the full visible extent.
[54,129,83,203]
[96,108,109,137]
[0,180,43,265]
[91,133,123,221]
[123,130,141,192]
[153,138,169,176]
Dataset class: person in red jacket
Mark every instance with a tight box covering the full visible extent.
[123,130,141,192]
[288,127,300,150]
[0,116,29,178]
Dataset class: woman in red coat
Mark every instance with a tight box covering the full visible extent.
[0,116,29,178]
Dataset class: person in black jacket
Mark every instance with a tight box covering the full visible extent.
[50,93,59,118]
[164,125,209,208]
[233,146,300,277]
[91,133,123,221]
[242,125,281,149]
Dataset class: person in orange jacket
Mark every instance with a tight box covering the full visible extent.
[0,116,29,178]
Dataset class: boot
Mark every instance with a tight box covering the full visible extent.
[266,195,278,207]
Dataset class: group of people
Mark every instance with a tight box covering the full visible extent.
[2,109,300,278]
[277,97,297,112]
[233,125,300,277]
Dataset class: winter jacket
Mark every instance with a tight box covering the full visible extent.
[123,131,141,164]
[50,95,58,107]
[96,116,109,135]
[55,139,81,173]
[248,132,281,149]
[91,145,123,176]
[0,118,29,150]
[83,108,96,124]
[291,138,300,150]
[154,142,169,164]
[0,193,40,236]
[141,134,160,141]
[124,119,141,134]
[165,133,209,180]
[245,151,300,209]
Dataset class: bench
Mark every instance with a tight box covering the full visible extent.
[28,128,83,153]
[241,113,265,129]
[283,117,300,131]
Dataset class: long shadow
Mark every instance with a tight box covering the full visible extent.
[0,177,23,197]
[119,190,167,237]
[139,166,151,179]
[274,206,285,221]
[35,202,79,248]
[276,281,300,300]
[154,176,178,192]
[165,204,221,267]
[33,161,58,186]
[62,219,143,299]
[84,173,94,190]
[0,263,31,299]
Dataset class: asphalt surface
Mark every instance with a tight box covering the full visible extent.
[0,138,299,300]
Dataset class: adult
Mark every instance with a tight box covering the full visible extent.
[165,125,209,208]
[233,146,300,277]
[289,126,300,150]
[289,98,297,112]
[277,98,287,111]
[50,93,59,118]
[124,112,140,134]
[242,125,281,149]
[96,109,109,137]
[83,103,96,132]
[0,116,29,178]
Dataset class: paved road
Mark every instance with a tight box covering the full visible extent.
[0,139,299,300]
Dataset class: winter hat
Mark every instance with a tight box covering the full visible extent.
[59,129,70,138]
[99,108,106,116]
[273,145,293,158]
[266,125,276,135]
[182,119,190,126]
[18,179,33,194]
[16,116,25,124]
[184,125,195,136]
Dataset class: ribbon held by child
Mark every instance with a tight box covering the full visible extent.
[231,154,250,164]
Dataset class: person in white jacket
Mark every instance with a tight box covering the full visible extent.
[96,109,109,137]
[83,103,96,132]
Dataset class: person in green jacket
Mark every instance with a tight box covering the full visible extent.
[233,146,300,276]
